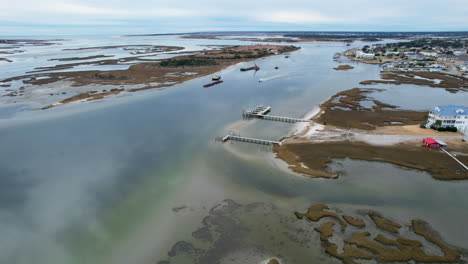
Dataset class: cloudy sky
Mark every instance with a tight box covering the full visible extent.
[1,0,467,35]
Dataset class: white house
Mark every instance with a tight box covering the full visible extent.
[356,50,376,60]
[427,105,468,133]
[420,51,438,57]
[385,51,399,56]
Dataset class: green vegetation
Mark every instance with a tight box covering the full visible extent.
[94,73,128,80]
[386,39,466,49]
[159,58,218,67]
[429,121,458,132]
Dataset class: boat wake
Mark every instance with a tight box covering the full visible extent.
[258,74,288,83]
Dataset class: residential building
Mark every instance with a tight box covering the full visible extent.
[420,51,438,57]
[455,55,468,66]
[427,105,468,133]
[356,50,376,60]
[437,55,456,63]
[385,51,399,56]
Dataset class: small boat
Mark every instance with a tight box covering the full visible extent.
[274,66,279,69]
[212,76,221,81]
[285,55,289,58]
[203,80,223,88]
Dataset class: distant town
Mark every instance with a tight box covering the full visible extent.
[346,38,468,76]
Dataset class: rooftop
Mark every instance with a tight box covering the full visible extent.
[432,105,468,116]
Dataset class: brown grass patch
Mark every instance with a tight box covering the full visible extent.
[369,214,401,234]
[297,204,463,264]
[274,141,468,180]
[360,72,467,92]
[295,204,346,231]
[315,221,336,241]
[334,65,354,70]
[266,258,280,264]
[315,88,426,130]
[343,215,366,228]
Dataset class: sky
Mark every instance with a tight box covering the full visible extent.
[1,0,468,35]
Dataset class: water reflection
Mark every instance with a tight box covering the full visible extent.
[0,37,466,264]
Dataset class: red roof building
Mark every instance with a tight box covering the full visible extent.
[423,138,441,149]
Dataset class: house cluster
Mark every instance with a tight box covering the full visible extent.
[350,42,468,75]
[426,105,468,133]
[381,61,448,72]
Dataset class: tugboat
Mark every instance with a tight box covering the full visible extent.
[212,76,221,81]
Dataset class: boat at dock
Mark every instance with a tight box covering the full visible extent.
[203,80,223,88]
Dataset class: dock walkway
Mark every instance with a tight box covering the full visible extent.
[243,105,309,123]
[441,148,468,171]
[221,135,280,145]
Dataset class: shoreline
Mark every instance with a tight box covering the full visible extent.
[274,83,468,180]
[1,44,300,110]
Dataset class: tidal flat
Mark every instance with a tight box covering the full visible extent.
[0,35,467,264]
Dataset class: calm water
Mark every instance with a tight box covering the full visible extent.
[0,36,467,264]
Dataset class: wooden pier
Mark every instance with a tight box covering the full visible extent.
[216,105,307,146]
[257,114,309,123]
[220,135,280,145]
[441,148,468,171]
[242,105,309,123]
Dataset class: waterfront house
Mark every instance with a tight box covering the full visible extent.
[356,50,376,60]
[427,105,468,132]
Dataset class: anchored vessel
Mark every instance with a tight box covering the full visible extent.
[203,80,223,88]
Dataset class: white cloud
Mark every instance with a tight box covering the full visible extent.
[49,2,126,15]
[0,0,466,34]
[258,10,339,24]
